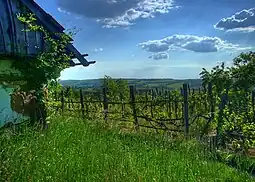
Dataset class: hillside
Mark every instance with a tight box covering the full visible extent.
[59,78,202,89]
[1,116,253,181]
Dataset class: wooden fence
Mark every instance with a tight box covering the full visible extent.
[47,82,255,152]
[48,84,216,137]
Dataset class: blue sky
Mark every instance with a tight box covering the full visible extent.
[35,0,255,80]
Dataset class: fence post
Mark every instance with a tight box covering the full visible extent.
[103,87,108,121]
[252,90,255,119]
[208,82,214,121]
[68,90,71,109]
[79,89,85,117]
[168,91,172,118]
[61,90,64,113]
[174,96,178,118]
[130,86,138,131]
[216,88,228,148]
[85,93,89,117]
[145,91,148,110]
[120,92,125,117]
[151,90,154,118]
[183,84,189,139]
[200,82,214,137]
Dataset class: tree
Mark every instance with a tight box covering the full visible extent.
[231,51,255,90]
[101,75,129,101]
[200,51,255,150]
[200,51,255,93]
[200,62,231,94]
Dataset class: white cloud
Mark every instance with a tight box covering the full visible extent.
[57,0,178,28]
[93,48,104,52]
[149,52,169,60]
[139,34,251,56]
[214,8,255,32]
[139,40,170,52]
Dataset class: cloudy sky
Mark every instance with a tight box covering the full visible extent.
[35,0,255,80]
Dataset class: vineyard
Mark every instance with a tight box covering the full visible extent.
[46,77,255,155]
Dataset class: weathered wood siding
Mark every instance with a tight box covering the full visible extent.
[0,0,45,56]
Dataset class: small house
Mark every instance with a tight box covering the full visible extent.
[0,0,95,127]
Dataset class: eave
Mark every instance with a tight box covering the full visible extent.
[19,0,96,67]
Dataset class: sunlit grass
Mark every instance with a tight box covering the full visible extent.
[0,117,254,182]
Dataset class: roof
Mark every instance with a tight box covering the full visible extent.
[0,0,95,66]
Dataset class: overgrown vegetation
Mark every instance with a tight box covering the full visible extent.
[48,52,255,151]
[0,116,254,181]
[56,52,255,152]
[1,9,255,180]
[42,52,255,178]
[200,52,255,151]
[0,12,75,126]
[15,13,72,92]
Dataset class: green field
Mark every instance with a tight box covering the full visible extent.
[0,117,254,182]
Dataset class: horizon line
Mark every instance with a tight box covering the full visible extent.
[59,77,201,81]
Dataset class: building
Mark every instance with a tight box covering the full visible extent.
[0,0,95,127]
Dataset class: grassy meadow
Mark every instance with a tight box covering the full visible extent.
[0,116,254,182]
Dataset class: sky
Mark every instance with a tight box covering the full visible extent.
[34,0,255,80]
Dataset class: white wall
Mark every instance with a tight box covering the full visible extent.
[0,59,29,127]
[0,86,29,127]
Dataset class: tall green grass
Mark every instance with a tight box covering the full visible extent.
[0,117,254,182]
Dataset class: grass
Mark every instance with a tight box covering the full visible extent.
[0,117,254,182]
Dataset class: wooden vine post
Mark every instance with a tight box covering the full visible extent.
[130,86,139,131]
[145,91,148,110]
[183,84,189,139]
[168,91,172,118]
[79,89,85,117]
[208,82,214,122]
[200,82,215,138]
[103,87,108,121]
[150,90,154,118]
[120,92,125,117]
[252,89,255,119]
[216,88,228,148]
[61,90,64,113]
[85,93,89,117]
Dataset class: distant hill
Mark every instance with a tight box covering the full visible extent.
[59,78,202,90]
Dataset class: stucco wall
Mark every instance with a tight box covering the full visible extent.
[0,86,29,127]
[0,59,29,127]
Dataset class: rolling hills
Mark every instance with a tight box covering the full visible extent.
[59,78,202,90]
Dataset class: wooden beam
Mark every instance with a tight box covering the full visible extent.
[70,53,88,59]
[66,44,90,66]
[20,0,94,66]
[74,61,96,66]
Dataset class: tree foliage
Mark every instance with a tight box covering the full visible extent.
[200,51,255,150]
[101,75,129,101]
[200,51,255,93]
[14,13,73,93]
